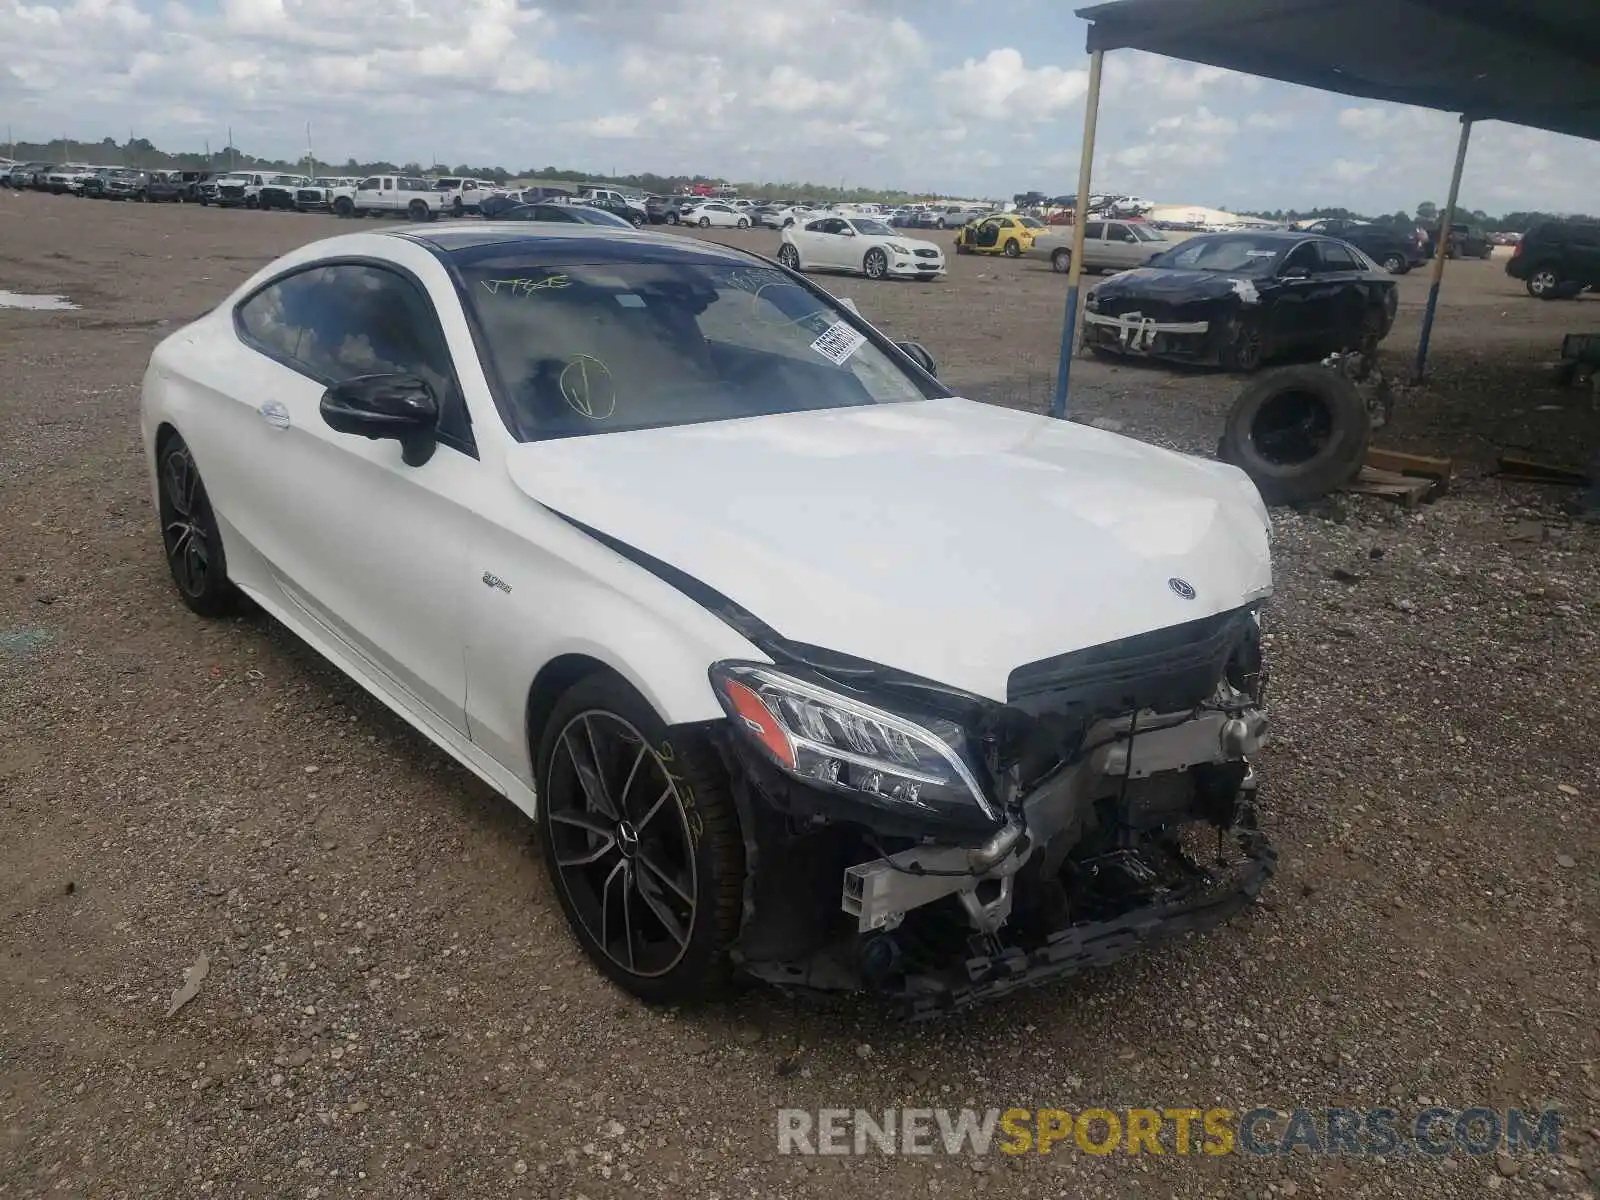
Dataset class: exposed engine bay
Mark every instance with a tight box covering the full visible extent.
[704,603,1274,1016]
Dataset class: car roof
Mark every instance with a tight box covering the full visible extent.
[386,224,764,266]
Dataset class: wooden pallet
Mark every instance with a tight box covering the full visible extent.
[1344,465,1439,507]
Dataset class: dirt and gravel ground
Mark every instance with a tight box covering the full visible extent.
[2,190,1597,1199]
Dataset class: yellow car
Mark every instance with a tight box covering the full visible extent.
[953,214,1041,257]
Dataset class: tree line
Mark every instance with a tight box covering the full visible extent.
[1238,201,1595,232]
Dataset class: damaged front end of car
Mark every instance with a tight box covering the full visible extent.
[704,607,1274,1016]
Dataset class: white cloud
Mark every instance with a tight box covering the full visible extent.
[1246,111,1294,131]
[937,49,1088,119]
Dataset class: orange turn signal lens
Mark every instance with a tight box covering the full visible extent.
[722,680,795,770]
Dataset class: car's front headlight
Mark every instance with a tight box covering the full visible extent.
[1085,289,1101,311]
[710,662,998,824]
[887,242,910,255]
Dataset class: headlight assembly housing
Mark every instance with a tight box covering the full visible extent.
[709,661,1000,829]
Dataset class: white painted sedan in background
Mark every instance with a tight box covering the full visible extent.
[687,200,750,229]
[777,214,947,281]
[140,224,1274,1012]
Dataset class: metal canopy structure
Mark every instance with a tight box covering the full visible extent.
[1050,0,1600,416]
[1080,0,1600,143]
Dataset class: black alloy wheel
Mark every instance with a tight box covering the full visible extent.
[157,435,233,616]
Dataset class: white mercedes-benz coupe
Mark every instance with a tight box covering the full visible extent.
[777,214,947,281]
[141,224,1275,1013]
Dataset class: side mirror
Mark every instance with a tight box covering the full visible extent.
[320,373,440,467]
[897,340,938,378]
[1281,265,1311,280]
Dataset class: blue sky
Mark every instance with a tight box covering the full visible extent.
[4,0,1598,215]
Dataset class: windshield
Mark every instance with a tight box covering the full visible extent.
[459,256,936,441]
[850,219,895,237]
[1154,234,1288,275]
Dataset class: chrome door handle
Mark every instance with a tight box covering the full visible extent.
[257,400,291,429]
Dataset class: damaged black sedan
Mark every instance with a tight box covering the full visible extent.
[1083,231,1399,371]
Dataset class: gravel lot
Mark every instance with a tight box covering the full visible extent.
[2,190,1597,1199]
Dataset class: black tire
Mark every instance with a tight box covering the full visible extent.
[408,200,429,222]
[1003,238,1020,258]
[1051,247,1072,274]
[736,217,749,229]
[936,218,947,229]
[332,196,354,218]
[1526,265,1564,300]
[698,216,710,228]
[1380,252,1405,274]
[1218,314,1266,372]
[630,213,645,228]
[863,248,888,280]
[777,243,801,271]
[535,671,744,1004]
[156,433,235,617]
[1219,366,1370,506]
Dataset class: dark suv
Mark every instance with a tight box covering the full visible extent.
[1506,219,1600,300]
[1303,219,1426,274]
[1424,221,1492,260]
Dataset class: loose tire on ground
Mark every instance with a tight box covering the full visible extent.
[534,670,744,1005]
[1219,365,1371,506]
[1051,247,1072,274]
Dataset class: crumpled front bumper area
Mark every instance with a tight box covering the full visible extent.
[890,823,1273,1017]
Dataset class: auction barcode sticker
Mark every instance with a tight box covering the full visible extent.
[810,321,867,366]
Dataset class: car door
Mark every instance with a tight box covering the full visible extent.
[800,218,844,267]
[1078,221,1106,270]
[1102,222,1146,270]
[1309,239,1370,349]
[217,260,481,736]
[1267,240,1328,349]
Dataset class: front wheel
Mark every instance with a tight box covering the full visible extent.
[630,213,645,228]
[1219,315,1265,372]
[1380,253,1405,274]
[156,434,234,617]
[777,243,801,271]
[536,672,744,1004]
[244,195,258,210]
[863,248,888,280]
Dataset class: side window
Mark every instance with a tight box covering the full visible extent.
[1316,242,1360,272]
[236,265,474,455]
[1084,221,1105,240]
[1106,222,1133,241]
[1281,242,1321,274]
[358,177,379,191]
[382,178,393,191]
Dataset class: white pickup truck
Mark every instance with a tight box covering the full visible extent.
[329,175,447,221]
[432,177,495,216]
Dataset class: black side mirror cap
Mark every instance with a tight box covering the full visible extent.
[897,340,938,378]
[320,373,441,467]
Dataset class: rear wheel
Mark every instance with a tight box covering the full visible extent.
[864,248,888,279]
[1526,266,1564,299]
[408,199,429,222]
[1380,252,1405,274]
[535,671,744,1004]
[156,434,234,617]
[630,213,646,228]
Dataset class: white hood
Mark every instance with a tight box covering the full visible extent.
[506,396,1272,702]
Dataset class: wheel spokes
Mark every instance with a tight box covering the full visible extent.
[637,850,693,907]
[563,724,619,821]
[633,867,689,949]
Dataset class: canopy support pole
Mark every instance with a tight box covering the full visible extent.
[1413,115,1473,383]
[1051,49,1105,419]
